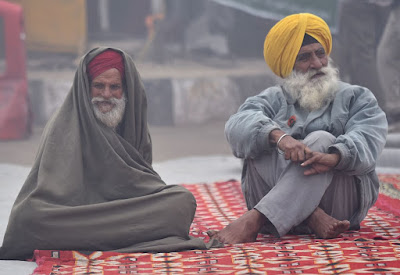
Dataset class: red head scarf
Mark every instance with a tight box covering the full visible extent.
[87,49,125,80]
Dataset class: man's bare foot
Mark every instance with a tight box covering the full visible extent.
[307,207,350,239]
[207,209,267,244]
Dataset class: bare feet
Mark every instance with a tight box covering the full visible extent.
[207,209,267,244]
[307,207,350,239]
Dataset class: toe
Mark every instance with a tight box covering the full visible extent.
[207,230,218,237]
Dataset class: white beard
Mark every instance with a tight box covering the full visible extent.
[91,93,126,129]
[282,61,340,112]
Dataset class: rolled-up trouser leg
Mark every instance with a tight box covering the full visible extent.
[243,131,359,237]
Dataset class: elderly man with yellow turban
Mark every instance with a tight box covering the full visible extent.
[209,13,388,244]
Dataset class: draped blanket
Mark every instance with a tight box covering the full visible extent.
[0,47,206,260]
[32,175,400,274]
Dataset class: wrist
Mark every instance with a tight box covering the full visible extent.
[276,133,289,155]
[269,129,285,145]
[328,147,341,167]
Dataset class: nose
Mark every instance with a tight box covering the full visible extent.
[309,53,323,70]
[101,86,112,99]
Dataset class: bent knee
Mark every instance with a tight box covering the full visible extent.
[304,131,335,153]
[167,185,197,210]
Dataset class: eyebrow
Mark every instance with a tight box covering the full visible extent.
[296,47,325,60]
[297,52,311,60]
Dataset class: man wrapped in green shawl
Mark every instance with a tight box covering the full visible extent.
[0,47,207,260]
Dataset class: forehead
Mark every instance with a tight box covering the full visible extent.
[91,68,122,83]
[298,42,324,55]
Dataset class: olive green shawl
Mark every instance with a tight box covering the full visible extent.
[0,47,206,260]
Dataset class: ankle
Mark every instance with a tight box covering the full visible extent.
[248,209,267,231]
[307,207,324,227]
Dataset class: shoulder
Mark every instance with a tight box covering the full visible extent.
[246,85,286,106]
[237,85,286,113]
[259,85,284,95]
[254,85,286,102]
[335,81,377,103]
[333,81,385,114]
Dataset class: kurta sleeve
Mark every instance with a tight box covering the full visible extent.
[329,85,388,175]
[225,87,284,159]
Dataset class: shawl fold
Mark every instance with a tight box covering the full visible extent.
[0,47,206,260]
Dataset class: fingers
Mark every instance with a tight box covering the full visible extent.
[281,142,313,163]
[286,146,310,162]
[298,146,308,162]
[303,167,317,176]
[301,148,316,166]
[304,147,313,159]
[284,150,291,160]
[291,150,298,162]
[301,158,313,167]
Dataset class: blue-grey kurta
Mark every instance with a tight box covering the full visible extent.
[225,81,388,232]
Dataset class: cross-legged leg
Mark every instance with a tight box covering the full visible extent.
[210,131,359,243]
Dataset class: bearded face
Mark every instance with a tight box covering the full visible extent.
[282,59,340,112]
[92,94,126,129]
[90,68,126,130]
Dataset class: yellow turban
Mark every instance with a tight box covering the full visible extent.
[263,13,332,78]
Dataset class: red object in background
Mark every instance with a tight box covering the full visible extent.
[0,0,31,140]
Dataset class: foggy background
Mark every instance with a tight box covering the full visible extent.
[1,2,400,273]
[0,0,399,165]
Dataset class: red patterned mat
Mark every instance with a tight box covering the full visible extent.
[33,175,400,274]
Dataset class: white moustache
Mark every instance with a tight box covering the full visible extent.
[91,97,120,105]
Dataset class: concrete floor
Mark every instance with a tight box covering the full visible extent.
[1,119,399,169]
[0,120,233,166]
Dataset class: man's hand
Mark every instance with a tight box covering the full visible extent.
[280,136,313,162]
[270,130,312,162]
[300,152,340,175]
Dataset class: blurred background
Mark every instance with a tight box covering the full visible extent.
[0,0,399,167]
[1,3,400,274]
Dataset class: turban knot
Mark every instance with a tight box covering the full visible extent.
[263,13,332,78]
[87,49,125,80]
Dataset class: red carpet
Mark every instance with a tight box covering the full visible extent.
[32,175,400,274]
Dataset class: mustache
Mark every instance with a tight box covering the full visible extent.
[306,62,338,80]
[91,96,121,104]
[307,66,329,79]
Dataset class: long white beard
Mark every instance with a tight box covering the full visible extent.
[282,61,340,112]
[91,94,126,129]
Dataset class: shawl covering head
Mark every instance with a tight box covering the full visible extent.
[0,47,207,260]
[264,13,332,78]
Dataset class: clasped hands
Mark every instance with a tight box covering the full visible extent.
[271,131,340,176]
